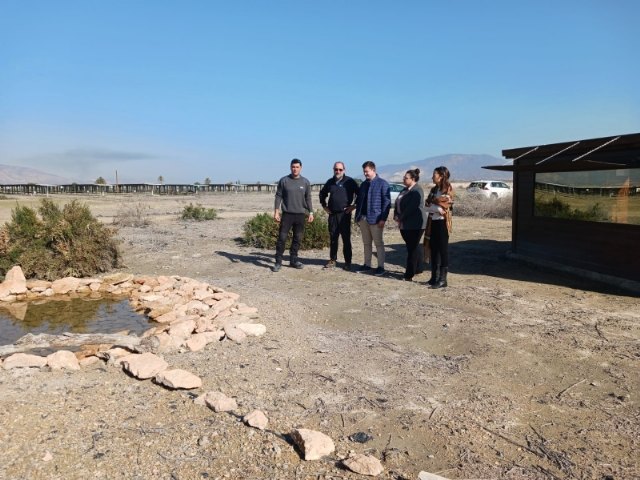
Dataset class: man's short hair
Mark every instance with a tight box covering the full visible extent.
[291,158,302,166]
[362,161,376,170]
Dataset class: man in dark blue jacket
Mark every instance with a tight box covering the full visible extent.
[354,161,391,276]
[319,162,359,271]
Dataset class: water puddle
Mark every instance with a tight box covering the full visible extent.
[0,296,151,346]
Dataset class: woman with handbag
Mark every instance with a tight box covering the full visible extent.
[425,166,453,288]
[394,168,427,281]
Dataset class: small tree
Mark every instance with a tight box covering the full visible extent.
[204,177,211,185]
[158,175,164,184]
[95,176,107,185]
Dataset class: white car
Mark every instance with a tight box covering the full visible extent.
[389,183,404,204]
[466,180,512,199]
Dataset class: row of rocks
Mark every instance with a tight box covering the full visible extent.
[0,268,418,477]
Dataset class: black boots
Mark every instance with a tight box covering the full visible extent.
[431,267,448,289]
[427,265,439,286]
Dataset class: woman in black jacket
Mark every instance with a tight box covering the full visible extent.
[394,168,427,281]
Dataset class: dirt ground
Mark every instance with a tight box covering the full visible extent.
[0,193,638,480]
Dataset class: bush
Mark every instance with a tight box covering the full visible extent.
[0,199,121,280]
[534,197,608,222]
[113,202,152,227]
[453,193,512,219]
[242,210,329,249]
[181,203,218,221]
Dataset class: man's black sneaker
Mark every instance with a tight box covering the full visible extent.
[290,260,304,269]
[374,267,386,276]
[342,263,352,271]
[356,265,372,273]
[271,263,282,272]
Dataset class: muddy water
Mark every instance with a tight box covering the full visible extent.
[0,296,151,346]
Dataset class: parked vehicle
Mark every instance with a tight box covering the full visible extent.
[466,180,512,199]
[389,183,404,204]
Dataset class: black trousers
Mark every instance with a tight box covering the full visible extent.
[430,220,449,268]
[275,212,306,262]
[400,229,425,279]
[328,211,353,263]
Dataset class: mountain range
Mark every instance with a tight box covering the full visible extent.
[0,153,511,185]
[376,154,511,183]
[0,164,73,185]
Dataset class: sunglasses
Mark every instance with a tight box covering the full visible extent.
[334,168,344,171]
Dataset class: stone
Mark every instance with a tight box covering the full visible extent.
[102,272,134,285]
[2,266,27,294]
[212,291,240,301]
[168,319,196,342]
[100,347,135,365]
[236,323,267,337]
[26,279,52,292]
[243,410,268,430]
[154,310,178,323]
[203,330,225,343]
[155,369,202,389]
[121,352,169,379]
[418,472,450,480]
[47,350,81,370]
[79,356,100,367]
[89,282,102,292]
[203,391,237,412]
[224,325,247,344]
[290,428,335,461]
[233,305,259,318]
[185,334,209,352]
[342,454,384,476]
[51,277,81,295]
[3,353,47,369]
[209,298,236,316]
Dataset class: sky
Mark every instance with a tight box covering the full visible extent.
[1,1,639,184]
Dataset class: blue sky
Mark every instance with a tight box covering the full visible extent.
[1,1,638,183]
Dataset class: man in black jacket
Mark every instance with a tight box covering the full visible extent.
[319,162,359,270]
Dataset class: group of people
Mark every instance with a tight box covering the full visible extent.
[271,158,452,289]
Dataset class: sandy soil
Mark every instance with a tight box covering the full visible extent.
[0,193,638,480]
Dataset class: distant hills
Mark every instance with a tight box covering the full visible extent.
[0,164,73,185]
[376,154,511,183]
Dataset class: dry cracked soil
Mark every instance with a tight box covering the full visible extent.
[0,193,638,480]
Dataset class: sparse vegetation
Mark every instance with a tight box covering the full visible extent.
[241,211,329,249]
[454,193,512,219]
[113,202,152,227]
[0,199,121,280]
[535,197,608,222]
[181,203,218,221]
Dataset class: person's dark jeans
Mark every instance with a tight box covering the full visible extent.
[275,212,306,263]
[400,228,425,279]
[328,211,353,264]
[430,220,449,268]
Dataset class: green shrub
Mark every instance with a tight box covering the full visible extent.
[242,210,329,249]
[0,199,121,280]
[181,203,218,221]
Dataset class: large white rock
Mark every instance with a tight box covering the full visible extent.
[168,319,196,341]
[185,334,208,352]
[51,277,81,295]
[224,325,247,344]
[342,454,384,476]
[47,350,81,371]
[290,428,335,461]
[236,323,267,337]
[202,391,237,412]
[2,266,27,294]
[121,352,168,379]
[155,369,202,389]
[243,410,268,430]
[418,472,450,480]
[3,353,47,369]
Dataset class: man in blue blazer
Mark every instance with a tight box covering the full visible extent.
[354,161,391,276]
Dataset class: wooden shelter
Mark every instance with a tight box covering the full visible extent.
[484,132,640,288]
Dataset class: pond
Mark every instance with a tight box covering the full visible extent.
[0,296,151,346]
